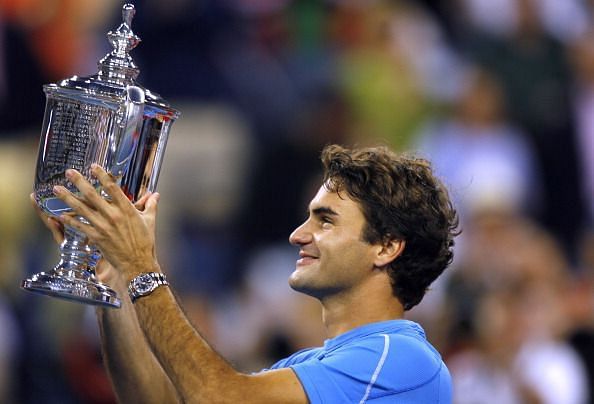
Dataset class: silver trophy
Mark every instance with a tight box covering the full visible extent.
[21,4,180,308]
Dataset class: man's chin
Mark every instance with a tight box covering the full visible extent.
[288,268,311,293]
[288,270,302,290]
[288,268,321,298]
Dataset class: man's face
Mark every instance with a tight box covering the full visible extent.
[288,185,379,299]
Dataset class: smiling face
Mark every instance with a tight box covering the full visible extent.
[288,185,381,300]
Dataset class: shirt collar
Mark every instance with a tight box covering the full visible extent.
[323,319,425,352]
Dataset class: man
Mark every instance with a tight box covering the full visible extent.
[38,144,458,403]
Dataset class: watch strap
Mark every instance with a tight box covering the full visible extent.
[128,272,169,303]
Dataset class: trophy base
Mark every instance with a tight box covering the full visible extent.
[21,272,121,308]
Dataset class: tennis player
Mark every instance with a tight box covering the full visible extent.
[42,144,458,403]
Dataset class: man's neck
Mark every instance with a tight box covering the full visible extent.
[320,272,405,338]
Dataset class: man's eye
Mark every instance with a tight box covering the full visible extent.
[321,217,333,225]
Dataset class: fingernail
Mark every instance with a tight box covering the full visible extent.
[65,169,74,178]
[53,185,63,194]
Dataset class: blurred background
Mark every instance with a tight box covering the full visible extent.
[0,0,593,402]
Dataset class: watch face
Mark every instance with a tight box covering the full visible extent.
[133,273,155,294]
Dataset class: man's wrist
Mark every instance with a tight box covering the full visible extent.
[128,272,169,303]
[120,259,162,283]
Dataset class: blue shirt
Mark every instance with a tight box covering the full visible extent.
[269,319,452,403]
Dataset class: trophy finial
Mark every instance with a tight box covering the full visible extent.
[97,3,141,83]
[122,3,135,27]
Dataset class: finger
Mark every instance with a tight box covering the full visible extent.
[56,213,98,240]
[65,168,107,212]
[96,259,121,284]
[145,192,160,212]
[53,185,102,225]
[30,192,45,218]
[134,192,153,211]
[46,217,65,244]
[143,192,160,227]
[30,193,64,244]
[90,164,132,209]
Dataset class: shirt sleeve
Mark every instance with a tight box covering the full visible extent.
[290,334,446,404]
[290,335,390,403]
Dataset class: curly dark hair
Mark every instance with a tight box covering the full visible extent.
[321,144,460,311]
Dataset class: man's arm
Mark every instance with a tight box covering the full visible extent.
[53,166,310,403]
[130,275,307,404]
[31,194,179,403]
[95,264,180,404]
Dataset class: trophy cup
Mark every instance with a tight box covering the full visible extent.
[21,4,180,308]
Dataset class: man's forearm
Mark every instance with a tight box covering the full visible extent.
[132,286,240,403]
[131,284,307,404]
[96,282,180,403]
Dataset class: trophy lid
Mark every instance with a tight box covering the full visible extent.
[97,3,141,83]
[45,3,177,115]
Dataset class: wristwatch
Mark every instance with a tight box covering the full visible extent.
[128,272,169,303]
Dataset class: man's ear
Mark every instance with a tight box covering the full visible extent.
[374,238,405,268]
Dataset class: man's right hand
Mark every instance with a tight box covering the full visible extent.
[30,192,64,244]
[31,191,144,290]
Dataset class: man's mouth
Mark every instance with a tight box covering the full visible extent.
[296,251,318,266]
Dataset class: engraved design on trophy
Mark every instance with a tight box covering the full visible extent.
[21,4,180,308]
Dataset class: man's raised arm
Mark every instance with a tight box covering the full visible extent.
[96,264,180,404]
[51,167,309,403]
[129,267,307,404]
[31,194,179,403]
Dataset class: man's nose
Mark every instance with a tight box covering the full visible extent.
[289,221,312,246]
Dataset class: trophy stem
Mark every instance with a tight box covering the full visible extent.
[21,224,121,308]
[55,225,97,279]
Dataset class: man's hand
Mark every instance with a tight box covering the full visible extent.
[30,192,64,244]
[30,187,152,287]
[52,164,161,282]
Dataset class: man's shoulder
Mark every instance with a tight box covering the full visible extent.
[270,320,445,377]
[382,332,445,380]
[268,346,325,370]
[282,321,451,402]
[330,323,444,377]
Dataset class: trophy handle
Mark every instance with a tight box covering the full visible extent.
[21,223,121,308]
[110,85,146,179]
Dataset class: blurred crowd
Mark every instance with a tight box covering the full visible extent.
[0,0,593,403]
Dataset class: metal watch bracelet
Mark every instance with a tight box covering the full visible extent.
[128,272,169,303]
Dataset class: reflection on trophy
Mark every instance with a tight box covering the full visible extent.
[21,4,180,308]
